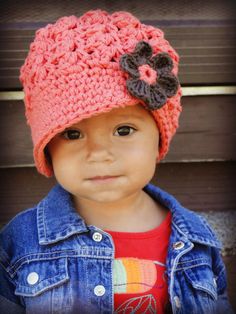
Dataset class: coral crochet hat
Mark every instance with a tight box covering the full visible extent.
[19,9,182,178]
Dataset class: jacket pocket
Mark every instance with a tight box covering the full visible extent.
[14,257,69,297]
[183,264,218,301]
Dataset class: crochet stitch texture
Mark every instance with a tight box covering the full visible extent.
[19,9,182,177]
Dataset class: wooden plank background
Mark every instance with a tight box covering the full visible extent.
[0,0,235,310]
[0,25,236,88]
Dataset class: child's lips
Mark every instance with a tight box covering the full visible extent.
[86,175,120,183]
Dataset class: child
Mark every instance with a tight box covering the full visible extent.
[0,9,234,314]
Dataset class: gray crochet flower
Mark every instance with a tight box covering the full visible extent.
[119,41,179,110]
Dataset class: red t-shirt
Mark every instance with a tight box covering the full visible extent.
[105,210,172,314]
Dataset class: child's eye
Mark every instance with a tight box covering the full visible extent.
[61,130,83,140]
[114,126,136,136]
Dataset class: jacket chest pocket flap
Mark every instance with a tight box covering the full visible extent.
[14,257,69,297]
[183,263,218,301]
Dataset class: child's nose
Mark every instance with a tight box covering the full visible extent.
[86,135,114,163]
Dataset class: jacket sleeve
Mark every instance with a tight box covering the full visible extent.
[0,249,26,314]
[211,247,235,314]
[216,291,235,314]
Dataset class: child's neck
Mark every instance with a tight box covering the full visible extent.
[72,190,169,233]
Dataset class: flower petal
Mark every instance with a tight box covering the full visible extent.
[126,78,150,100]
[120,41,179,111]
[148,85,167,110]
[133,41,153,60]
[119,54,139,77]
[158,73,179,97]
[151,52,173,73]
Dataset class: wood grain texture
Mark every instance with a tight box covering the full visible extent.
[0,23,235,88]
[1,0,236,22]
[0,95,235,166]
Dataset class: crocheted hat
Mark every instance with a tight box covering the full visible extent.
[19,9,182,178]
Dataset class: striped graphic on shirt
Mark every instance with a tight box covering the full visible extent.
[113,257,165,294]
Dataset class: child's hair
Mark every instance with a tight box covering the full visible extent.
[19,9,182,178]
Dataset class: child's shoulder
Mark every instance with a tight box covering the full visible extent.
[0,188,51,262]
[0,205,38,238]
[0,206,38,253]
[173,203,223,250]
[0,185,58,239]
[0,205,39,273]
[145,183,222,249]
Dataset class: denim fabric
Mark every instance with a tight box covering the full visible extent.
[0,183,234,314]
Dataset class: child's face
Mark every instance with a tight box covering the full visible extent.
[47,104,159,204]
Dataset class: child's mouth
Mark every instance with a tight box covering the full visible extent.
[87,175,120,183]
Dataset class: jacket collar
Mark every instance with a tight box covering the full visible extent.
[37,183,222,249]
[143,184,222,249]
[37,184,89,245]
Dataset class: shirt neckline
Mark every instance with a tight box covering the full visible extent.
[104,211,171,239]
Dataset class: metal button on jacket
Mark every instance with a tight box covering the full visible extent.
[27,272,39,285]
[173,241,185,250]
[92,232,103,242]
[94,285,106,296]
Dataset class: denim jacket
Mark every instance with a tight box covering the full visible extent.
[0,183,234,314]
